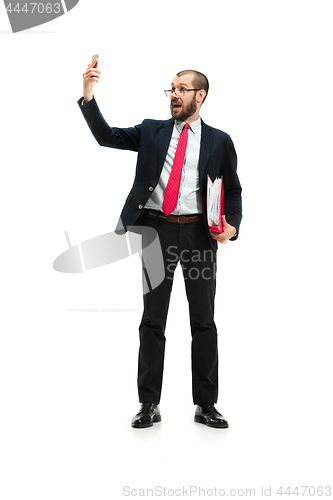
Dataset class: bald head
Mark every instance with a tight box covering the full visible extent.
[176,70,209,103]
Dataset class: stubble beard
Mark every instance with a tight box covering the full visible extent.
[170,93,197,122]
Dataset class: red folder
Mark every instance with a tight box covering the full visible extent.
[207,175,224,234]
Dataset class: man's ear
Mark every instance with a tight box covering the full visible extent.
[197,89,206,104]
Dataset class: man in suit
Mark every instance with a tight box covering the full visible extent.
[78,60,242,428]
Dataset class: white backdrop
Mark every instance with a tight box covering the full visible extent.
[1,1,332,499]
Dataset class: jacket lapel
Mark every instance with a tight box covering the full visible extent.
[198,120,213,186]
[158,118,174,176]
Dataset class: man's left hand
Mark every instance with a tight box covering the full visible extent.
[209,216,237,244]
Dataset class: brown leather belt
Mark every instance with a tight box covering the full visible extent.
[147,209,203,224]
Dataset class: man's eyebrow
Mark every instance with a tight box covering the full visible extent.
[171,82,190,87]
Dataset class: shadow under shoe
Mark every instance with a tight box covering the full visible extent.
[194,404,229,428]
[131,403,162,428]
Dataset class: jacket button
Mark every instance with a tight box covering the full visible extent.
[149,186,154,191]
[138,204,143,209]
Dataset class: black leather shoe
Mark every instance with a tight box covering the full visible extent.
[131,403,161,428]
[194,404,229,428]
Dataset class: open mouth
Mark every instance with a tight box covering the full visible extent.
[172,102,182,110]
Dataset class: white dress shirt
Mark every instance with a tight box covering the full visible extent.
[145,117,202,215]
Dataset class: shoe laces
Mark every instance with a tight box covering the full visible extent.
[140,402,155,415]
[203,404,221,416]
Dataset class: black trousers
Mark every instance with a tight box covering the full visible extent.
[137,210,218,405]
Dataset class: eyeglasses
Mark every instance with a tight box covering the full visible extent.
[164,88,201,97]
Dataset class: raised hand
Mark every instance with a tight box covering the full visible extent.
[82,58,101,103]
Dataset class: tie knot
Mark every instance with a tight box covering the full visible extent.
[183,123,190,131]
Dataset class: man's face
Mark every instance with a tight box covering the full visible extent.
[170,75,198,122]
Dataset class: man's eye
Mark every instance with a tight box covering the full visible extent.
[180,88,186,93]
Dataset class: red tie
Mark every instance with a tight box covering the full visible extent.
[162,123,191,216]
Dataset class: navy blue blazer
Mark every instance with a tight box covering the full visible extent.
[78,96,242,246]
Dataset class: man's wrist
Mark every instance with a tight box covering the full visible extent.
[82,94,93,104]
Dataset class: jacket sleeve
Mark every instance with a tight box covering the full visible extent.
[222,135,242,240]
[78,96,142,152]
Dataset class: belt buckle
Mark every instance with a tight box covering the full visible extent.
[177,216,186,224]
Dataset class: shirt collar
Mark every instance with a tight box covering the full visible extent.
[175,117,201,134]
